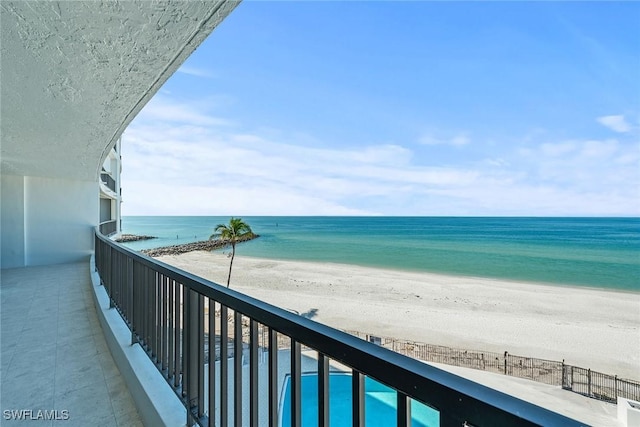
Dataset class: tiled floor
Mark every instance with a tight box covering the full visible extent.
[1,262,143,426]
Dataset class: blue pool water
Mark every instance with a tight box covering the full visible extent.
[279,373,439,427]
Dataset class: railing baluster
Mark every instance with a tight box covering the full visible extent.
[130,261,136,345]
[142,266,148,349]
[140,266,145,347]
[167,278,174,381]
[173,281,181,388]
[113,251,119,308]
[121,252,125,309]
[318,353,329,427]
[146,267,152,350]
[250,319,258,427]
[198,294,205,419]
[291,340,301,427]
[269,329,278,427]
[185,289,200,425]
[208,299,216,427]
[182,284,188,399]
[397,391,410,427]
[117,252,122,307]
[234,311,242,427]
[352,370,364,427]
[152,272,158,360]
[220,305,228,427]
[162,275,168,373]
[125,257,132,327]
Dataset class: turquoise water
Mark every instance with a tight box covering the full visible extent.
[280,373,438,427]
[121,216,640,291]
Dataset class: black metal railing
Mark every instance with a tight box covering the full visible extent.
[99,220,117,237]
[562,366,640,403]
[345,330,640,403]
[101,172,117,192]
[94,228,586,427]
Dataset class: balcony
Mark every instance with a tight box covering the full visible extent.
[100,220,118,237]
[93,229,586,427]
[101,173,117,194]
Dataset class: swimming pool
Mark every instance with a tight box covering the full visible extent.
[280,372,439,427]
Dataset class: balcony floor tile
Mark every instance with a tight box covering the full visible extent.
[1,262,142,426]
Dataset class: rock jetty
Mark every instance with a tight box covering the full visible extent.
[115,234,157,243]
[142,233,259,257]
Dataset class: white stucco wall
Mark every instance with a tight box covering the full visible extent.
[1,174,98,268]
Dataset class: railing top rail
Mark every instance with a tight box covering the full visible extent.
[95,228,585,426]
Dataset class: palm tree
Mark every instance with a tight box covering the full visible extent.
[210,217,253,287]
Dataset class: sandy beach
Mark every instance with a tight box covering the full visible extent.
[156,251,640,380]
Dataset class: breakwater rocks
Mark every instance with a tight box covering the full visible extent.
[115,234,157,243]
[142,233,259,257]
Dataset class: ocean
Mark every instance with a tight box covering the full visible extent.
[120,216,640,292]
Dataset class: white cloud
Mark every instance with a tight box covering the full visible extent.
[177,65,216,79]
[138,95,233,127]
[484,158,510,167]
[121,95,640,216]
[540,141,577,157]
[597,115,632,133]
[419,133,470,147]
[122,120,485,215]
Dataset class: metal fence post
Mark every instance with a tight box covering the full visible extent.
[588,369,592,397]
[504,352,508,375]
[571,366,574,391]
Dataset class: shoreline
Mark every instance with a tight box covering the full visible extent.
[156,251,640,380]
[232,254,640,296]
[141,241,639,294]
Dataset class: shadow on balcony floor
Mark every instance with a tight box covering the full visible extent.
[1,262,143,427]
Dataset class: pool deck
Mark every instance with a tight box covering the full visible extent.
[429,361,620,426]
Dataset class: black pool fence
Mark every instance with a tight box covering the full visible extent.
[344,330,640,404]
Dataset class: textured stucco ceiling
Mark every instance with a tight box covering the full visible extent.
[1,0,239,181]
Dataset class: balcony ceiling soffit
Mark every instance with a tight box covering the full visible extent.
[0,0,238,181]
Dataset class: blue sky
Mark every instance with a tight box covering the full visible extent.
[122,1,639,216]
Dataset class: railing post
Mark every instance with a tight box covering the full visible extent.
[208,299,216,427]
[234,311,243,427]
[291,340,301,427]
[588,369,592,397]
[185,289,200,425]
[249,319,258,427]
[615,375,618,401]
[318,354,329,427]
[352,370,364,427]
[198,295,205,419]
[268,329,278,427]
[220,305,228,427]
[131,261,138,346]
[397,391,410,427]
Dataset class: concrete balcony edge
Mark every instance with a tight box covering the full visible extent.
[89,255,186,427]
